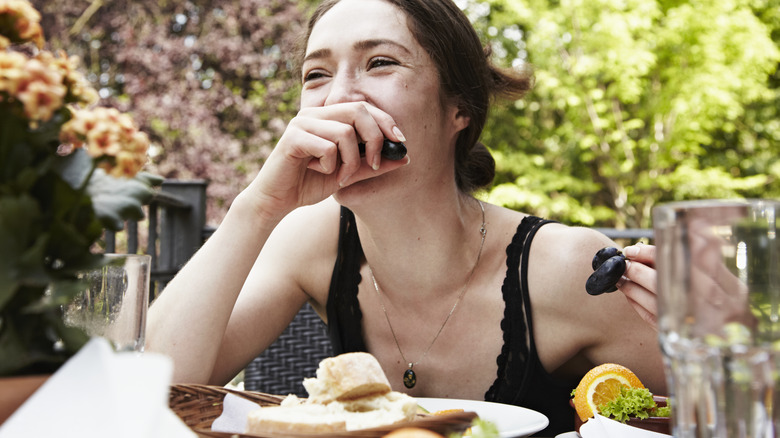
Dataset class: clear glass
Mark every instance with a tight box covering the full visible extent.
[654,199,780,438]
[63,253,151,352]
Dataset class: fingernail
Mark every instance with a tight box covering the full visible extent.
[392,126,406,142]
[372,156,380,171]
[623,245,639,257]
[338,176,349,187]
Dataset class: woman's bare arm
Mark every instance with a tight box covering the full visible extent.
[145,193,286,383]
[529,226,667,393]
[145,102,407,383]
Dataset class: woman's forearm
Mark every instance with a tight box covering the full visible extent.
[145,193,282,383]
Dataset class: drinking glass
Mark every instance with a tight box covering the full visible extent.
[63,253,151,352]
[654,199,780,438]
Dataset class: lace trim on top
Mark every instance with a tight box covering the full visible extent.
[325,207,366,353]
[485,215,547,400]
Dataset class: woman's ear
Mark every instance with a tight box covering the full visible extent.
[452,107,471,133]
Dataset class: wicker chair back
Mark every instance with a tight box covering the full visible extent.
[243,303,333,396]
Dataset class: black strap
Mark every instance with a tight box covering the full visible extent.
[326,207,366,354]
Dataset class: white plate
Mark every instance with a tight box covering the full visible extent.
[555,433,580,438]
[416,398,549,438]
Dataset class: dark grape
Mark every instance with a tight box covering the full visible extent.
[586,254,627,295]
[381,139,407,160]
[358,139,407,161]
[592,246,623,270]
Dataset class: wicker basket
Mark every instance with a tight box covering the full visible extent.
[169,384,477,437]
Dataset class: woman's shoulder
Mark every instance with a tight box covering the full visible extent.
[530,221,614,282]
[489,206,614,299]
[241,198,343,309]
[267,197,342,254]
[261,198,342,290]
[489,205,611,249]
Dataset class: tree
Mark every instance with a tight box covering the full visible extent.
[466,0,780,228]
[34,0,308,225]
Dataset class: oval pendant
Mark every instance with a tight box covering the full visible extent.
[403,368,417,388]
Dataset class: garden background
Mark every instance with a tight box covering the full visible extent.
[34,0,780,231]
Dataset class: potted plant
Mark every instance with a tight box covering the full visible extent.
[0,0,160,391]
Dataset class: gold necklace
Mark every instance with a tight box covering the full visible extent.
[368,200,487,389]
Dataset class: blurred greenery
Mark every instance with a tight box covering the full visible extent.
[465,0,780,228]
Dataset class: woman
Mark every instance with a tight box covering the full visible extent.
[147,0,664,435]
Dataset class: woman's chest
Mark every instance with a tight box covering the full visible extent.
[356,269,510,400]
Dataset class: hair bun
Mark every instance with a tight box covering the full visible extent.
[456,141,495,193]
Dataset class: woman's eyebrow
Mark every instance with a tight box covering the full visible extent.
[353,39,411,55]
[303,48,331,64]
[303,39,411,64]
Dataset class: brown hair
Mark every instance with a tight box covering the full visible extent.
[296,0,533,193]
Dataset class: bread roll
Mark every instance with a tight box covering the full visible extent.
[246,404,346,434]
[303,351,392,402]
[246,352,416,435]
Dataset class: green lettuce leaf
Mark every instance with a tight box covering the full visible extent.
[599,387,670,423]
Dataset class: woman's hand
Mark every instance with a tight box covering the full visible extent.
[619,244,659,329]
[242,102,409,220]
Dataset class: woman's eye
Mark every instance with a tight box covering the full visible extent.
[303,70,328,83]
[368,58,398,69]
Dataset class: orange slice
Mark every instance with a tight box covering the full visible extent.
[572,363,645,422]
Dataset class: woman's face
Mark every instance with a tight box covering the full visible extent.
[301,0,467,192]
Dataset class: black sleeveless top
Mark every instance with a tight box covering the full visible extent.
[325,207,577,436]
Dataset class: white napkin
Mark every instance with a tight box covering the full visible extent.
[580,414,671,438]
[211,392,262,434]
[0,338,195,438]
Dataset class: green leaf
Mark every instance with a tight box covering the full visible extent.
[54,148,93,191]
[0,307,86,376]
[44,310,89,356]
[0,195,46,311]
[599,386,663,422]
[0,316,37,375]
[24,278,87,313]
[86,169,158,231]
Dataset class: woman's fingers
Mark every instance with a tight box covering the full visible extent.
[251,102,409,214]
[619,262,658,322]
[621,252,657,294]
[294,102,405,182]
[617,244,659,327]
[337,154,410,187]
[623,244,655,268]
[623,290,658,329]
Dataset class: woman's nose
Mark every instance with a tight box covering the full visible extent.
[324,71,366,106]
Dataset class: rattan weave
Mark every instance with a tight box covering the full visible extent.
[168,383,477,438]
[244,303,333,396]
[169,384,284,432]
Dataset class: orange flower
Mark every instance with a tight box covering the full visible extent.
[111,151,147,178]
[60,107,150,178]
[0,0,44,48]
[15,58,66,123]
[0,50,26,95]
[86,120,121,157]
[43,50,99,106]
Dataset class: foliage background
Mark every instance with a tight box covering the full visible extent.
[33,0,780,230]
[33,0,306,225]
